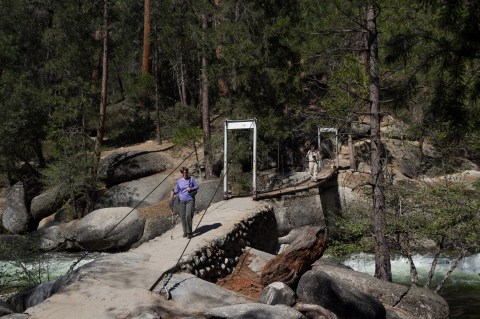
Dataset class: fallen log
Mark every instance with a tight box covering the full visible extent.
[294,302,338,319]
[260,225,327,289]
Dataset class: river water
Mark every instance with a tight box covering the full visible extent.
[342,253,480,319]
[2,252,479,318]
[0,252,104,292]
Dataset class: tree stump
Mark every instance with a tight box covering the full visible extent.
[260,226,327,289]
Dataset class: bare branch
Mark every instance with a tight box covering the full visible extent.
[435,251,465,293]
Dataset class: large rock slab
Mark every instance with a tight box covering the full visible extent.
[98,150,170,187]
[94,173,175,209]
[384,139,422,178]
[2,182,30,234]
[395,286,450,319]
[9,252,147,312]
[35,225,66,250]
[312,259,449,319]
[34,219,79,251]
[205,303,304,319]
[30,186,64,222]
[261,226,327,288]
[132,213,172,248]
[158,273,252,315]
[76,207,145,250]
[194,179,224,212]
[313,259,408,306]
[259,282,296,306]
[297,269,386,319]
[270,193,325,236]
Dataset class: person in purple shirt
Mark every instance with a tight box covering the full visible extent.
[171,167,199,239]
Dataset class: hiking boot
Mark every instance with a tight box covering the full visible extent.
[187,233,193,239]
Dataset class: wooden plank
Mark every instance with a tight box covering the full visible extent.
[254,168,336,200]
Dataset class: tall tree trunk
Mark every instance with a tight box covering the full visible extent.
[348,133,356,171]
[93,0,109,179]
[153,0,162,144]
[367,3,392,282]
[32,139,45,169]
[180,56,187,105]
[175,56,187,106]
[141,0,152,135]
[201,14,213,179]
[114,61,125,101]
[92,29,102,83]
[142,0,151,75]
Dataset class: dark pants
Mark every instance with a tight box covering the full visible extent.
[179,199,194,235]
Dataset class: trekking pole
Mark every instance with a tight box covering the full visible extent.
[170,195,175,240]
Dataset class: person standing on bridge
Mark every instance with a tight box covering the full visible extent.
[171,167,199,239]
[306,144,321,181]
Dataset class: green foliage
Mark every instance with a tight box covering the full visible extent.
[392,182,480,253]
[172,125,203,147]
[207,0,303,146]
[41,128,95,218]
[129,74,156,106]
[0,235,52,291]
[381,0,480,159]
[228,163,253,196]
[326,205,373,257]
[0,71,50,179]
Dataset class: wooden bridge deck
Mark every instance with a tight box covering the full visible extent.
[253,167,337,200]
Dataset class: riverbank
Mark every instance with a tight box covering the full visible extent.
[341,253,480,319]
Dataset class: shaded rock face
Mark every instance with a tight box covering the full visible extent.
[271,193,325,236]
[0,314,29,319]
[76,207,146,251]
[35,225,65,250]
[0,300,14,316]
[261,226,327,289]
[385,140,422,178]
[297,270,386,319]
[194,179,224,212]
[94,173,175,209]
[98,150,170,187]
[30,186,64,222]
[2,182,30,234]
[132,213,171,248]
